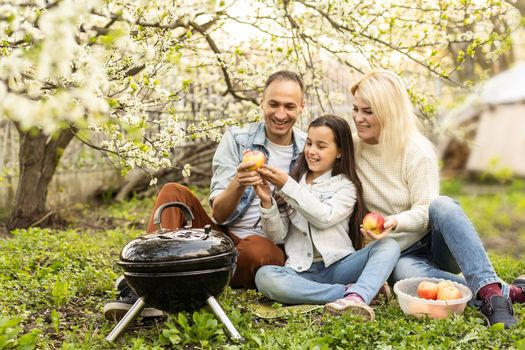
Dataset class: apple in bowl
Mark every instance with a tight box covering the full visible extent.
[437,285,462,300]
[417,281,439,300]
[416,280,462,300]
[394,277,472,320]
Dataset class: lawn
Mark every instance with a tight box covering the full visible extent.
[1,181,525,349]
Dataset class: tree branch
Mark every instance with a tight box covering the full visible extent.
[188,21,258,105]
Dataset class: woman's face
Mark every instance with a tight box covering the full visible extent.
[304,125,340,180]
[352,89,381,144]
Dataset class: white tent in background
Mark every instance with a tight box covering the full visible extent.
[438,61,525,177]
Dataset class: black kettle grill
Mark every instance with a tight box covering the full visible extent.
[106,202,242,342]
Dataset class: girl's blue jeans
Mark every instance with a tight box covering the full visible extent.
[254,237,400,305]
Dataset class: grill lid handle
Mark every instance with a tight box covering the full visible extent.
[153,202,194,231]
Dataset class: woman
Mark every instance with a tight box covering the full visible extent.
[351,69,522,328]
[253,115,400,320]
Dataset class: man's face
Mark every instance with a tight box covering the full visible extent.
[260,79,304,145]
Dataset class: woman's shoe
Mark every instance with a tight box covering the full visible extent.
[479,295,517,329]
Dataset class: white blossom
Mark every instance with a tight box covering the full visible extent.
[182,163,192,177]
[0,0,520,182]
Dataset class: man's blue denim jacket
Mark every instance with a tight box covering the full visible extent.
[209,121,306,226]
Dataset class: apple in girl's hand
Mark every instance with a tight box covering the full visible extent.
[242,150,266,171]
[362,212,385,234]
[437,285,462,300]
[417,281,439,300]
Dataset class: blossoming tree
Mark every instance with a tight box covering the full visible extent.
[0,0,520,230]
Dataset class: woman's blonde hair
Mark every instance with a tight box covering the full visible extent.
[351,69,421,160]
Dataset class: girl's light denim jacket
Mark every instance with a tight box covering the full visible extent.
[209,122,306,226]
[259,171,357,272]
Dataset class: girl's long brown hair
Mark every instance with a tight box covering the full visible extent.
[289,114,367,249]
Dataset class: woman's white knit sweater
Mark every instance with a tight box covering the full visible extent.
[354,134,440,251]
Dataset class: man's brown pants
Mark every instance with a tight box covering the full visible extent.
[146,183,285,289]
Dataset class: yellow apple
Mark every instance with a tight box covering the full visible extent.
[362,212,385,234]
[437,285,462,300]
[242,150,266,171]
[437,280,454,290]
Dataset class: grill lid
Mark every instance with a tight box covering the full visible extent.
[119,202,235,265]
[120,225,235,263]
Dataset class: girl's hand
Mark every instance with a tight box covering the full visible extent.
[257,165,288,188]
[254,179,272,208]
[361,217,397,241]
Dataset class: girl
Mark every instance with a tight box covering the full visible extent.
[253,114,400,320]
[352,69,520,328]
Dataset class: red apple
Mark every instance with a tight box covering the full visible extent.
[242,150,266,171]
[437,285,462,300]
[362,212,385,234]
[417,281,439,300]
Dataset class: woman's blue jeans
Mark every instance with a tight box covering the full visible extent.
[390,196,502,302]
[254,237,400,305]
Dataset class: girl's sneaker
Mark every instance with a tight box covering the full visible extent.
[344,282,391,305]
[325,293,375,321]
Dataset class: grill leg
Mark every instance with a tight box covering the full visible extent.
[106,296,146,342]
[206,296,244,342]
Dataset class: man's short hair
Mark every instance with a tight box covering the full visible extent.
[263,70,304,95]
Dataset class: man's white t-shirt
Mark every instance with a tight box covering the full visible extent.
[228,140,294,239]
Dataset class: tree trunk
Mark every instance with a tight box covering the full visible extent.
[6,126,76,231]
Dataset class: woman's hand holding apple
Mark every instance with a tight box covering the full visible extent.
[362,227,391,241]
[383,216,397,231]
[361,215,397,241]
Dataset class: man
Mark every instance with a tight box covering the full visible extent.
[104,70,306,320]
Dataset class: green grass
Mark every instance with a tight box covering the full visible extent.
[0,182,525,349]
[441,179,525,258]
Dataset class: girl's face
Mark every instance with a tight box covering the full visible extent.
[304,125,341,180]
[352,89,381,144]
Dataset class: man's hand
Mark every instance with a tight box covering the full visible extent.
[236,161,264,187]
[212,156,263,224]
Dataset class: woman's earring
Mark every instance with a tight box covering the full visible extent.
[337,154,341,159]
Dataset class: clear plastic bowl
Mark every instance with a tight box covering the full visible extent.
[393,277,473,319]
